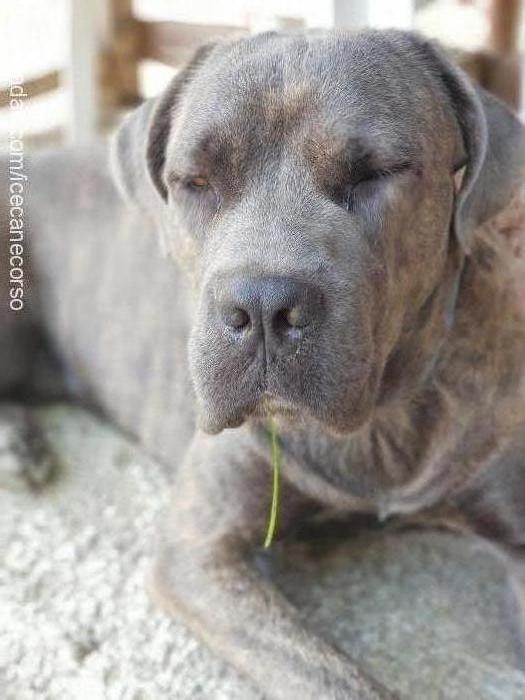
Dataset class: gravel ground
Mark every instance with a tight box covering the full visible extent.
[0,404,524,700]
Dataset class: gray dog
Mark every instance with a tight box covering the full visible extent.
[2,29,525,699]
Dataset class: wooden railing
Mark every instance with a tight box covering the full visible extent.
[0,1,522,138]
[0,70,60,109]
[139,20,243,66]
[98,18,246,108]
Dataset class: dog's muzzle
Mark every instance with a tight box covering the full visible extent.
[189,273,328,433]
[214,275,325,358]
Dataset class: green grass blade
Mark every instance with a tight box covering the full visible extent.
[263,416,280,548]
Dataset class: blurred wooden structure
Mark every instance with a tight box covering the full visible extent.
[0,0,247,142]
[458,0,522,109]
[0,0,523,143]
[98,2,245,111]
[72,0,246,142]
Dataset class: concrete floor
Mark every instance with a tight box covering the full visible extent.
[1,404,525,699]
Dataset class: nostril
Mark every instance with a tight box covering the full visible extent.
[284,305,309,329]
[274,305,309,334]
[215,276,323,342]
[223,306,251,331]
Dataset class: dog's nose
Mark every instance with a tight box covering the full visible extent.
[217,276,323,345]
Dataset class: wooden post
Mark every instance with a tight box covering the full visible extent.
[99,0,141,109]
[487,0,521,55]
[65,0,100,144]
[485,0,522,110]
[522,52,525,116]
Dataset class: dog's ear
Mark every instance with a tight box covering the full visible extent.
[110,98,156,210]
[110,42,219,211]
[409,35,525,253]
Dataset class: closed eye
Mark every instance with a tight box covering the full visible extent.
[345,162,412,212]
[167,172,221,216]
[353,162,412,186]
[167,172,212,192]
[184,175,210,191]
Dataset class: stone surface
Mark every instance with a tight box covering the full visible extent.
[0,404,524,700]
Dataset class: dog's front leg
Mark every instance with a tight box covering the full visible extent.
[0,404,55,490]
[153,430,395,700]
[505,552,525,660]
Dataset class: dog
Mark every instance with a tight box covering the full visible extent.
[2,29,525,699]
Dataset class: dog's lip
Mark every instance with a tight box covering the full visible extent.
[197,401,254,434]
[196,387,264,434]
[197,391,300,434]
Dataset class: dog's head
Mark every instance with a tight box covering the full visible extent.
[112,30,524,435]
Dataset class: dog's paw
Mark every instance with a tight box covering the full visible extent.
[0,405,55,491]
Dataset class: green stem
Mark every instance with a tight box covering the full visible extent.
[263,416,280,548]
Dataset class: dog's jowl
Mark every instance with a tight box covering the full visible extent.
[2,29,525,700]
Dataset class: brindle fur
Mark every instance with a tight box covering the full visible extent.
[1,30,525,699]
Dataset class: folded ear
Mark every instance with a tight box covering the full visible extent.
[109,98,157,210]
[110,42,219,213]
[409,35,525,253]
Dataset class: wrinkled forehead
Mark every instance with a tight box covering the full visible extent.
[169,32,447,170]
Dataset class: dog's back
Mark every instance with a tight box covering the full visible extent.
[1,146,195,465]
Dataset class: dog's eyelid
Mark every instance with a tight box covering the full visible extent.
[167,172,213,193]
[188,176,209,189]
[343,162,413,213]
[356,161,413,182]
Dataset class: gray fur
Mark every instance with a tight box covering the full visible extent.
[2,30,525,699]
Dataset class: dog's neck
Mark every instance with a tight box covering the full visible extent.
[350,188,525,515]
